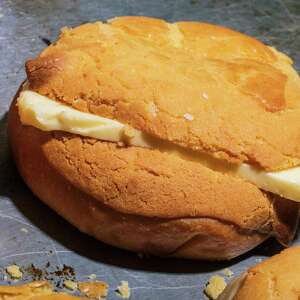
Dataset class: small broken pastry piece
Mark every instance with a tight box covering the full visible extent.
[115,281,130,299]
[63,280,78,291]
[218,246,300,300]
[0,281,84,299]
[6,265,23,280]
[204,275,227,300]
[8,16,300,260]
[78,281,109,299]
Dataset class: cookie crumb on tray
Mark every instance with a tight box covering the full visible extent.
[6,265,23,279]
[78,281,109,299]
[221,268,234,277]
[63,280,78,291]
[116,281,131,299]
[204,275,227,300]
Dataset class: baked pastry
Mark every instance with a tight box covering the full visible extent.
[0,281,83,299]
[8,16,300,260]
[218,245,300,299]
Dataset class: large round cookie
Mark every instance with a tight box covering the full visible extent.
[8,17,300,259]
[219,246,300,299]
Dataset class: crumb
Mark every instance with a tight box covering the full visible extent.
[78,281,109,299]
[63,280,78,291]
[116,281,130,299]
[204,275,227,300]
[221,268,234,277]
[202,92,209,100]
[87,274,97,280]
[20,228,28,233]
[6,265,23,279]
[167,23,183,48]
[183,113,194,121]
[123,126,137,139]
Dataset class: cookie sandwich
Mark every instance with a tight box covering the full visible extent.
[8,16,300,259]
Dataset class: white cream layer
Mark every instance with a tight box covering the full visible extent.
[17,90,300,202]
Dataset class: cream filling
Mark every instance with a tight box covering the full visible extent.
[17,90,300,202]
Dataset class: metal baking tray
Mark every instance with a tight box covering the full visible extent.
[0,0,299,298]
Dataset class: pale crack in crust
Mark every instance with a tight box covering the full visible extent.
[269,275,280,300]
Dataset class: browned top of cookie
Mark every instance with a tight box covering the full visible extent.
[232,246,300,300]
[25,16,300,170]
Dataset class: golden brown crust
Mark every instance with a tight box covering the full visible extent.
[25,16,300,170]
[8,88,300,260]
[228,246,300,300]
[0,281,83,299]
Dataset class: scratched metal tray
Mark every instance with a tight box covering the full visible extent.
[0,0,300,299]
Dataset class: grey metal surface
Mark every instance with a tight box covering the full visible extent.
[0,0,299,299]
